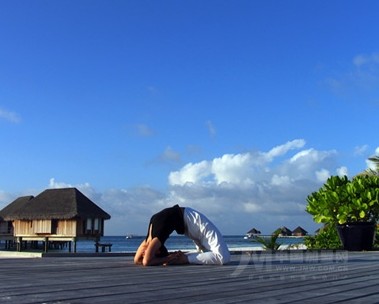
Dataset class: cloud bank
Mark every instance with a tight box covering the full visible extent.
[1,139,352,235]
[48,139,344,235]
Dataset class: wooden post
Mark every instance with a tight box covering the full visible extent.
[16,237,22,252]
[44,237,48,253]
[95,236,100,253]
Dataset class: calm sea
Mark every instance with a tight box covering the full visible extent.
[75,235,305,253]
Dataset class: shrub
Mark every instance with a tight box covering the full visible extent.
[304,225,341,250]
[306,175,379,225]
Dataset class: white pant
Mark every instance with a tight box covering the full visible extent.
[183,207,230,265]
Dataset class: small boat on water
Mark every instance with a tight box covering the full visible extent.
[125,234,134,239]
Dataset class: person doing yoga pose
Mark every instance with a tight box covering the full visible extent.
[134,205,230,266]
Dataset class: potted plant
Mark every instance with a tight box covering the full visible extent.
[306,175,379,251]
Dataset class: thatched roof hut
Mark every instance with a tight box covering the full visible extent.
[3,188,110,221]
[292,226,308,236]
[247,228,261,235]
[274,226,292,236]
[1,188,111,252]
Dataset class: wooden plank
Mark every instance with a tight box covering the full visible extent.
[0,252,379,303]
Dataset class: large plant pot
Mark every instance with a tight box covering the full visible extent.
[336,222,376,251]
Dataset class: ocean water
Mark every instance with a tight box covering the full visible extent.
[75,235,305,253]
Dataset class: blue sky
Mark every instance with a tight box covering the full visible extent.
[1,1,379,236]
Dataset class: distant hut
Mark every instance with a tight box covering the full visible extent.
[274,226,292,236]
[247,228,261,235]
[292,226,308,236]
[0,188,111,252]
[245,227,261,239]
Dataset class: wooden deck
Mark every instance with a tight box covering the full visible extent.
[0,251,379,303]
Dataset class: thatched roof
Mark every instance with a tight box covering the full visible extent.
[1,188,111,221]
[0,196,34,221]
[292,226,308,235]
[247,228,261,234]
[274,226,292,236]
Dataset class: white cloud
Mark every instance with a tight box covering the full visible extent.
[49,178,71,188]
[288,149,337,179]
[0,107,21,123]
[265,139,305,161]
[336,166,348,176]
[169,139,309,187]
[49,178,91,190]
[290,148,326,163]
[169,160,210,185]
[315,169,330,182]
[48,178,97,199]
[354,145,369,156]
[212,153,254,185]
[168,152,256,186]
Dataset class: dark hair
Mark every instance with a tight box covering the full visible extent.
[155,245,168,257]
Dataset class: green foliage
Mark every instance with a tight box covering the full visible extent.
[306,175,379,225]
[254,232,281,251]
[304,225,342,250]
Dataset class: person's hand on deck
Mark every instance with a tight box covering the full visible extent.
[164,251,189,265]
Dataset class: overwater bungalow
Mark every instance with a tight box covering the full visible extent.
[274,226,292,236]
[292,226,308,236]
[0,188,111,252]
[244,227,261,239]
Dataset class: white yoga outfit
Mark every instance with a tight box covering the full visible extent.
[183,207,230,265]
